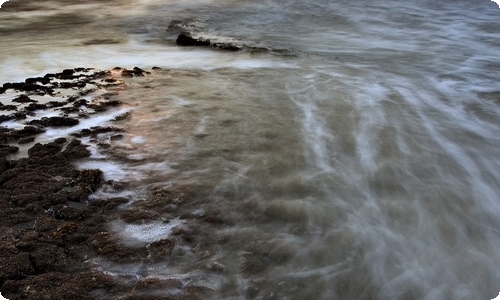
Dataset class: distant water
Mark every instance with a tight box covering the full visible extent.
[1,1,500,299]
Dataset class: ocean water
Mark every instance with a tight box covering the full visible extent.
[1,0,500,299]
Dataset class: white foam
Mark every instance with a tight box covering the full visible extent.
[130,135,146,144]
[0,291,8,300]
[113,217,184,245]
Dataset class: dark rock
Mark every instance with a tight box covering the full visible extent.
[2,82,54,95]
[29,244,78,273]
[14,112,27,120]
[240,255,268,276]
[18,136,35,144]
[121,67,146,77]
[76,169,103,193]
[62,69,75,75]
[28,142,62,158]
[134,278,183,291]
[25,103,48,111]
[53,204,92,220]
[17,126,45,137]
[1,271,120,300]
[212,42,242,51]
[0,114,16,123]
[103,78,118,83]
[0,246,34,284]
[112,112,131,121]
[60,106,81,114]
[183,285,216,299]
[103,100,122,106]
[205,261,226,273]
[89,232,140,263]
[62,140,90,159]
[28,116,80,127]
[120,209,160,224]
[147,239,175,262]
[0,145,19,157]
[110,134,124,141]
[0,158,10,173]
[176,32,210,47]
[71,126,124,138]
[25,77,51,85]
[73,99,88,107]
[89,197,129,211]
[0,104,17,111]
[46,101,67,108]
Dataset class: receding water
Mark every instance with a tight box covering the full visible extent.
[1,0,500,299]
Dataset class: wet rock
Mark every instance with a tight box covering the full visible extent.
[121,67,147,77]
[176,32,210,47]
[76,169,103,193]
[245,284,259,298]
[112,112,131,121]
[0,114,16,123]
[2,81,54,95]
[46,101,67,108]
[12,94,36,103]
[24,103,47,111]
[62,69,75,75]
[25,77,51,85]
[71,126,124,138]
[147,239,175,262]
[134,278,183,291]
[0,145,19,157]
[28,116,80,127]
[0,104,17,111]
[18,136,35,144]
[17,125,45,137]
[110,134,124,141]
[240,255,268,276]
[28,142,63,158]
[89,232,140,263]
[0,246,34,285]
[62,139,90,159]
[103,99,123,106]
[212,42,242,51]
[53,204,92,221]
[120,209,160,224]
[56,81,87,89]
[1,271,120,300]
[183,285,216,299]
[89,197,129,211]
[29,244,78,273]
[205,261,226,273]
[73,99,88,107]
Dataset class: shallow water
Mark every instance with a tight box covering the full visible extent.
[1,0,500,299]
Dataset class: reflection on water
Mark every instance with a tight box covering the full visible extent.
[1,0,500,299]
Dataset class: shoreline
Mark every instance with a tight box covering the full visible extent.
[0,67,216,300]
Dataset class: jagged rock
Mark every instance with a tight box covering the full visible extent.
[176,31,211,47]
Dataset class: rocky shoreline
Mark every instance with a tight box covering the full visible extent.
[0,68,217,300]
